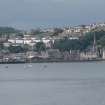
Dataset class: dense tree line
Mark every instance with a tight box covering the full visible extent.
[0,27,23,39]
[53,30,105,51]
[35,42,46,52]
[0,28,105,53]
[0,27,19,34]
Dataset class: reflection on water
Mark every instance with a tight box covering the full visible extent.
[0,62,105,105]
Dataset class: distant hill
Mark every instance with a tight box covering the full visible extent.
[0,27,20,34]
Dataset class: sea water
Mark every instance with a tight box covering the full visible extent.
[0,62,105,105]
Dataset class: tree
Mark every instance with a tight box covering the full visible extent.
[8,45,24,53]
[53,28,64,36]
[23,44,31,51]
[35,42,46,52]
[0,27,19,35]
[80,25,86,29]
[30,28,41,35]
[53,30,105,51]
[98,36,105,47]
[81,30,105,49]
[53,38,82,51]
[0,43,4,50]
[16,32,24,38]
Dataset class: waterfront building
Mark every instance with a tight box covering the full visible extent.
[80,52,98,60]
[47,49,62,59]
[102,49,105,59]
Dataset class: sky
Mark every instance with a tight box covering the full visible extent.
[0,0,105,29]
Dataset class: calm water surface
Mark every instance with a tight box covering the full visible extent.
[0,62,105,105]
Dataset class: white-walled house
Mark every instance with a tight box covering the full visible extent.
[80,52,98,60]
[8,38,35,46]
[41,38,52,48]
[102,49,105,59]
[8,37,53,48]
[3,42,11,47]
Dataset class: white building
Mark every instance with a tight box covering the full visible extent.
[80,52,98,60]
[102,49,105,59]
[8,37,53,48]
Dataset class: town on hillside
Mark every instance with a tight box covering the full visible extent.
[0,22,105,63]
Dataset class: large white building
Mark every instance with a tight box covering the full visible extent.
[8,37,54,48]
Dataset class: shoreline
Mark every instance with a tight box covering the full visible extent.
[0,59,105,64]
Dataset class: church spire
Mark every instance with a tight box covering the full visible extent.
[93,31,97,52]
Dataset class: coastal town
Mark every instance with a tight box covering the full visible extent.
[0,22,105,63]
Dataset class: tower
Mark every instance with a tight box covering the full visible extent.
[93,31,97,53]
